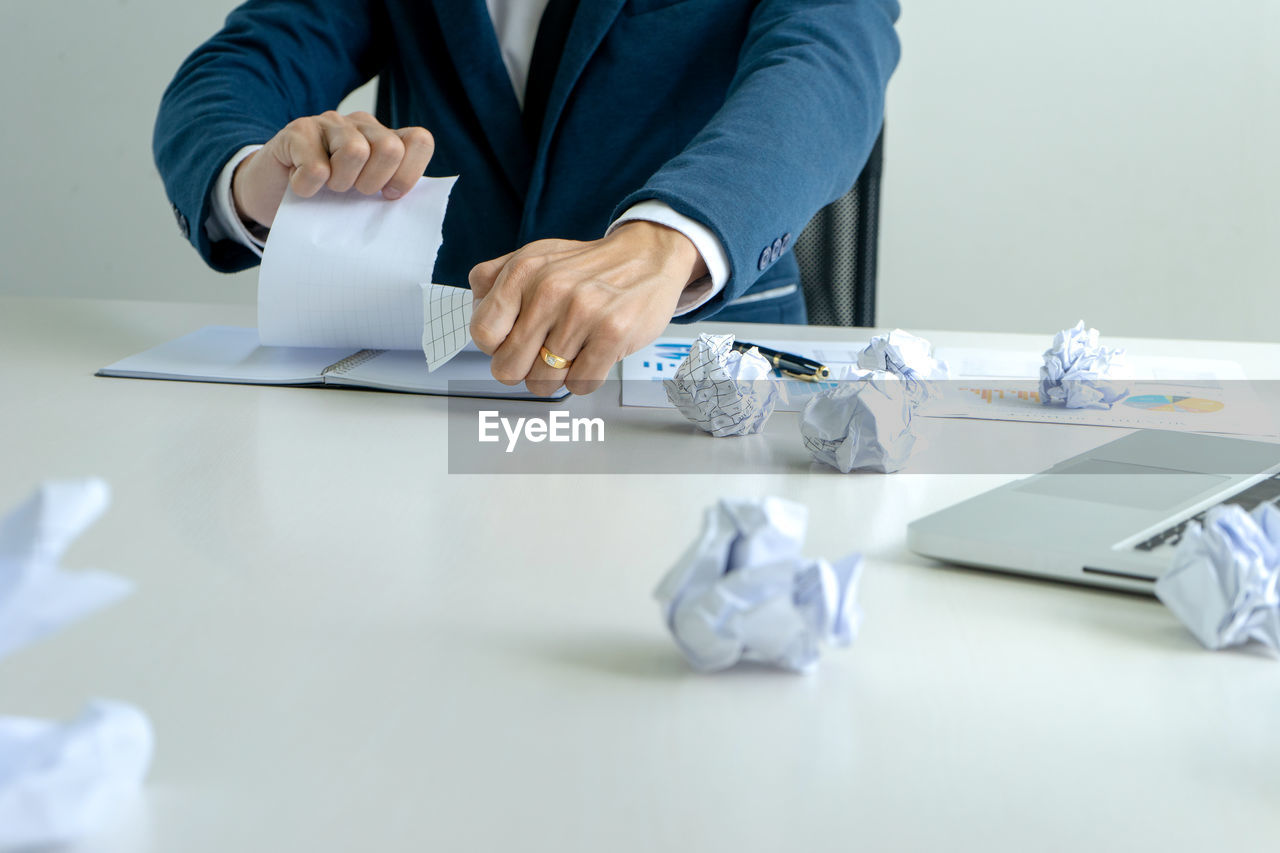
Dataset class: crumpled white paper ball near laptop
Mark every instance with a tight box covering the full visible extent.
[1157,502,1280,655]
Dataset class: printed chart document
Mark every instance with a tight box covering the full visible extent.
[622,338,1275,437]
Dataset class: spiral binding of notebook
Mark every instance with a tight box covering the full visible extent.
[321,350,386,376]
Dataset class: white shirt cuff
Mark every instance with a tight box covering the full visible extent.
[205,144,267,256]
[607,200,729,317]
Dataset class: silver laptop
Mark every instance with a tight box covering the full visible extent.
[907,430,1280,592]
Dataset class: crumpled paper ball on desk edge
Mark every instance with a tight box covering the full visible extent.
[0,700,154,849]
[0,478,133,662]
[0,479,153,849]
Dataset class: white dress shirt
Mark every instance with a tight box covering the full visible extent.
[208,0,728,315]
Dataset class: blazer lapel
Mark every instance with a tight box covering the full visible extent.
[430,0,532,196]
[523,0,627,218]
[539,0,629,145]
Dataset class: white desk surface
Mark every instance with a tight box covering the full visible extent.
[2,296,1278,852]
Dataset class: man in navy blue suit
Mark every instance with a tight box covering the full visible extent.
[155,0,899,394]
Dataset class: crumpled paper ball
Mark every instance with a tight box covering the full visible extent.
[800,371,917,473]
[654,497,862,673]
[0,478,132,662]
[1155,503,1280,654]
[0,480,152,849]
[858,329,950,381]
[1039,320,1130,409]
[0,700,154,848]
[664,334,779,436]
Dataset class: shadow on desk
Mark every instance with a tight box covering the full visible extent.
[532,631,694,681]
[528,631,832,681]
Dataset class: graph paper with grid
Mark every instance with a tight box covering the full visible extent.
[421,284,474,371]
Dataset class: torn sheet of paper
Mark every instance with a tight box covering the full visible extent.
[1155,503,1280,654]
[258,175,458,351]
[1039,320,1131,409]
[800,371,917,473]
[0,479,131,662]
[0,701,154,849]
[654,497,862,673]
[421,284,474,371]
[663,334,780,436]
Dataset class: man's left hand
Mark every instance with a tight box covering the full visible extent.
[468,221,708,396]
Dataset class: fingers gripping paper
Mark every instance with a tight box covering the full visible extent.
[258,176,459,352]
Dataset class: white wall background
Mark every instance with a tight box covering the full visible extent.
[1,1,1276,341]
[877,0,1280,342]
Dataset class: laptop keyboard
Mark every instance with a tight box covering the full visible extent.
[1133,474,1280,552]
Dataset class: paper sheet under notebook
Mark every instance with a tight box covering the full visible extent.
[258,176,466,353]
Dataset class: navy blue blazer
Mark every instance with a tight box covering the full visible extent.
[154,0,899,323]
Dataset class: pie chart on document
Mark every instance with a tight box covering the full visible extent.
[1123,394,1225,414]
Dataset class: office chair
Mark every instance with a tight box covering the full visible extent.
[792,128,884,327]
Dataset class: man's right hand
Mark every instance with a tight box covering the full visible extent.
[232,111,435,229]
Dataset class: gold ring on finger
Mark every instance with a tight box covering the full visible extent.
[540,346,573,370]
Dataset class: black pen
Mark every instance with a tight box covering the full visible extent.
[732,340,830,381]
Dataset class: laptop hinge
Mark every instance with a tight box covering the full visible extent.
[1082,566,1157,583]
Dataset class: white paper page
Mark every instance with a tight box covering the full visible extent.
[332,348,569,399]
[258,176,457,350]
[98,326,348,384]
[421,284,474,371]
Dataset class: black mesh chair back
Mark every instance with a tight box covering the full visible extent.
[792,129,884,327]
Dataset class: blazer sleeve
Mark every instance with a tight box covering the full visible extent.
[153,0,388,272]
[612,0,901,319]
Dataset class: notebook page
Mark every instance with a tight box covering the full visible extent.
[331,349,569,399]
[421,284,474,371]
[258,176,457,350]
[97,326,348,384]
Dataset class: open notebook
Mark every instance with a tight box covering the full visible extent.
[100,180,567,400]
[97,326,568,401]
